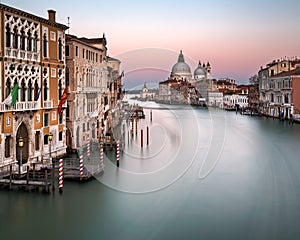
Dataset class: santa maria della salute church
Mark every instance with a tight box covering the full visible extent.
[156,50,212,104]
[170,50,211,82]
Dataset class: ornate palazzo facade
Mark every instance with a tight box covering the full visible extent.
[0,4,68,169]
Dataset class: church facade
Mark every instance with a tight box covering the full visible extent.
[156,50,212,104]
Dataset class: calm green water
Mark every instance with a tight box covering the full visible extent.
[1,106,300,240]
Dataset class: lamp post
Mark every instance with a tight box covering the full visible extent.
[18,137,24,176]
[48,133,54,190]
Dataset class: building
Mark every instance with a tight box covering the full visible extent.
[65,34,122,151]
[0,4,68,171]
[208,92,223,108]
[65,34,107,151]
[248,84,259,113]
[258,58,300,115]
[157,50,211,104]
[140,82,156,100]
[265,67,300,119]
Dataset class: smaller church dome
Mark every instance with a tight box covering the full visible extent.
[194,61,206,77]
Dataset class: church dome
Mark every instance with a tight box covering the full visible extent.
[171,50,191,74]
[194,61,206,78]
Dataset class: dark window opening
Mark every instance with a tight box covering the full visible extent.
[35,131,40,151]
[5,25,11,48]
[5,136,11,158]
[43,78,48,101]
[43,33,48,58]
[59,132,63,141]
[58,37,63,60]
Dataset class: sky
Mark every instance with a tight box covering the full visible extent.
[2,0,300,87]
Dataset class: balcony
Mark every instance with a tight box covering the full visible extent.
[5,47,40,61]
[14,101,40,111]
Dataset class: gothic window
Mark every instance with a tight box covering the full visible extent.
[33,32,38,52]
[5,25,11,48]
[43,78,48,101]
[43,33,48,58]
[35,131,40,151]
[58,37,63,60]
[5,136,11,158]
[5,78,11,97]
[34,80,39,100]
[20,28,26,50]
[58,80,62,99]
[28,79,33,101]
[21,79,26,101]
[27,30,32,51]
[13,26,18,49]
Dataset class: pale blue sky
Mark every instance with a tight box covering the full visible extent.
[2,0,300,83]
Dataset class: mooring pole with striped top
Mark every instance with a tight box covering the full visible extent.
[87,137,90,159]
[59,159,63,193]
[79,153,84,180]
[100,142,104,172]
[116,140,120,167]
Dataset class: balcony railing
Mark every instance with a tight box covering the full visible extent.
[5,47,40,61]
[14,101,40,111]
[0,101,40,112]
[43,100,53,109]
[0,103,7,112]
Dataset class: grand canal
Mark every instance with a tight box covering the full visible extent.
[1,97,300,240]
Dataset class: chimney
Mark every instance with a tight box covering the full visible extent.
[48,10,56,22]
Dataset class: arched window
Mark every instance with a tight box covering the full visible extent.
[33,32,38,52]
[28,79,32,101]
[6,78,11,97]
[43,33,48,58]
[20,28,26,50]
[58,37,62,60]
[21,79,26,101]
[13,26,18,49]
[27,30,32,51]
[5,24,11,48]
[34,80,39,100]
[43,78,48,101]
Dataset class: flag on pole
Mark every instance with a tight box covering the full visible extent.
[3,83,18,106]
[57,86,68,115]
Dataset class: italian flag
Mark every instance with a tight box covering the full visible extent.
[3,83,18,106]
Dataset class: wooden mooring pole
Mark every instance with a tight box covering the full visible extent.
[147,126,149,146]
[9,165,12,190]
[141,129,143,148]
